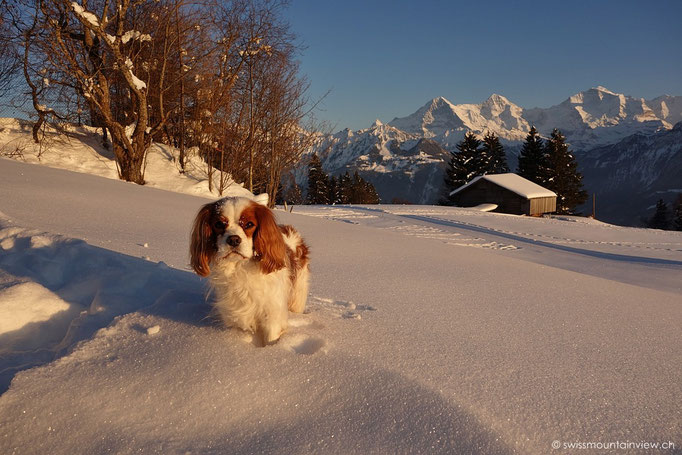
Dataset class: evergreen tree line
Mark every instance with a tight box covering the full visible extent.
[441,131,510,205]
[281,153,381,205]
[442,127,588,214]
[647,196,682,231]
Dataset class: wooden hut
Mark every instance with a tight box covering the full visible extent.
[450,173,556,216]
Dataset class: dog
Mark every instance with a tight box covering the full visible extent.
[190,196,310,344]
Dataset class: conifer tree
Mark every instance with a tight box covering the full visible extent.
[328,175,340,205]
[285,182,304,205]
[338,171,352,204]
[275,182,285,205]
[544,129,588,214]
[517,126,549,186]
[480,131,509,174]
[648,199,670,230]
[360,178,381,204]
[350,171,364,203]
[340,171,380,204]
[673,195,682,231]
[306,153,329,204]
[440,131,482,204]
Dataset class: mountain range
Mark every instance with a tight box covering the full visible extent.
[299,86,682,225]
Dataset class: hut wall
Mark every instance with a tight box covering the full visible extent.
[455,180,528,215]
[529,196,557,216]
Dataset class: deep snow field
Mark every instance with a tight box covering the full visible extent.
[1,142,681,453]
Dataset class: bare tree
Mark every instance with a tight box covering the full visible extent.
[5,0,319,196]
[0,2,20,98]
[11,0,175,182]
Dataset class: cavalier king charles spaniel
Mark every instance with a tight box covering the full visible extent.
[190,196,310,345]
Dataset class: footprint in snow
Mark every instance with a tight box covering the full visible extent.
[279,296,375,355]
[237,296,374,354]
[307,295,376,320]
[278,313,327,355]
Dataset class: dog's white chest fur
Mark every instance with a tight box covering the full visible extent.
[211,259,291,341]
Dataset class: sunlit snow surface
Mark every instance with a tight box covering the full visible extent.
[1,159,681,454]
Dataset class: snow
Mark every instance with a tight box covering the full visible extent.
[71,2,100,28]
[450,173,557,199]
[121,30,152,44]
[0,160,682,453]
[0,118,253,199]
[0,282,71,335]
[0,154,681,452]
[470,203,498,212]
[125,58,147,90]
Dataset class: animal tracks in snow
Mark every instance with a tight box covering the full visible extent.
[307,296,376,320]
[295,207,379,224]
[387,224,520,251]
[274,296,376,355]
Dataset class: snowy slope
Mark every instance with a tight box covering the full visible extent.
[1,160,681,454]
[0,118,253,199]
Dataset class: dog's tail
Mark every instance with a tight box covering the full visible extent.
[279,225,310,313]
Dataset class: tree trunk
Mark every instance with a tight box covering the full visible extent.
[110,128,147,184]
[116,147,146,183]
[32,113,45,144]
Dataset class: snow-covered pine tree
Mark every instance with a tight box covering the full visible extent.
[440,131,482,205]
[673,195,682,231]
[481,131,509,174]
[517,126,549,186]
[306,153,329,204]
[544,129,588,214]
[648,199,670,230]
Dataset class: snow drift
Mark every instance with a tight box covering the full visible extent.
[1,159,681,453]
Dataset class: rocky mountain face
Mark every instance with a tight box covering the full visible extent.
[297,87,682,225]
[579,122,682,226]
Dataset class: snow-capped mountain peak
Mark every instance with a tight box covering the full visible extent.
[302,86,682,208]
[482,93,513,108]
[388,96,464,138]
[592,85,618,96]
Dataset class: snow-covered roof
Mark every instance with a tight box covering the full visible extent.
[450,173,557,199]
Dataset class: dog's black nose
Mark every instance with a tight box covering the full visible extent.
[226,235,241,247]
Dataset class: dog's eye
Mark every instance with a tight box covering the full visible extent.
[244,221,254,229]
[214,220,226,230]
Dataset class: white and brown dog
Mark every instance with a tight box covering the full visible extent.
[190,196,309,344]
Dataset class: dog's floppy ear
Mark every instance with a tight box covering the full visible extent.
[253,204,286,274]
[190,203,216,277]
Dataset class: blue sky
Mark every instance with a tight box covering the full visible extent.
[284,0,682,131]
